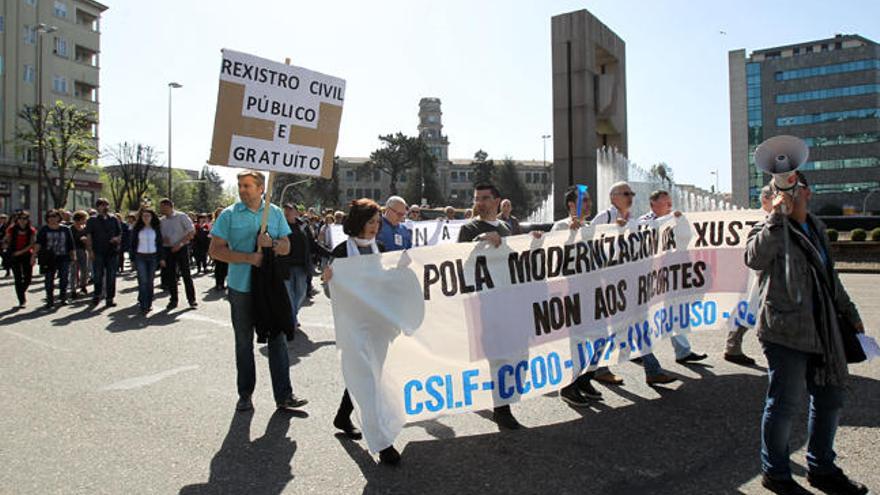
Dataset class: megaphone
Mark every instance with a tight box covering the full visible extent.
[754,135,809,192]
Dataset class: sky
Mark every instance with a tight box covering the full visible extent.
[98,0,880,193]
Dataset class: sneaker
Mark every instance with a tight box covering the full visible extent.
[333,414,363,440]
[724,353,757,366]
[492,406,522,430]
[675,352,708,364]
[594,373,624,385]
[560,384,591,407]
[762,474,814,495]
[576,380,604,400]
[276,395,309,410]
[807,467,868,495]
[235,396,253,412]
[379,446,401,465]
[646,373,677,385]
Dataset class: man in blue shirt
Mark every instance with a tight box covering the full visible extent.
[376,195,412,251]
[209,170,307,413]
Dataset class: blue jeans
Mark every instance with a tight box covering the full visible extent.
[283,265,308,327]
[642,353,664,377]
[44,256,70,303]
[134,253,159,311]
[228,288,292,403]
[92,252,118,302]
[761,341,844,479]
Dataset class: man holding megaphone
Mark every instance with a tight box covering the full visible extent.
[747,136,868,495]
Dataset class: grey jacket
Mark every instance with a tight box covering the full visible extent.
[745,211,860,355]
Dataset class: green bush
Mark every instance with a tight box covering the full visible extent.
[851,228,867,241]
[826,229,839,242]
[870,227,880,242]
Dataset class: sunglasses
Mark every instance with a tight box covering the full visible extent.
[615,191,636,197]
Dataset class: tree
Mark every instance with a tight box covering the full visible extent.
[495,158,532,218]
[273,157,341,210]
[471,149,495,186]
[104,141,162,211]
[17,101,98,209]
[191,165,226,213]
[402,137,442,206]
[649,162,674,189]
[360,133,415,195]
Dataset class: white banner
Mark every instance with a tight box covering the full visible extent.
[328,219,467,249]
[329,210,765,452]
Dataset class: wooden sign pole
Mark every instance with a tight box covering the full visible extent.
[259,56,293,235]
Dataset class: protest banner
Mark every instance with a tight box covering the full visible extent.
[328,210,765,452]
[328,219,467,249]
[208,49,346,179]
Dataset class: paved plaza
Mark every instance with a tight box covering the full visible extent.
[1,269,878,494]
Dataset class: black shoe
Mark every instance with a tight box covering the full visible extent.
[90,297,100,306]
[379,446,401,465]
[188,300,198,308]
[560,384,591,407]
[724,353,757,366]
[762,474,814,494]
[576,380,603,400]
[675,352,708,364]
[631,356,644,364]
[166,300,178,310]
[492,406,522,430]
[43,302,54,309]
[333,415,363,440]
[235,396,253,412]
[105,300,117,308]
[276,395,308,410]
[58,298,68,306]
[807,467,868,495]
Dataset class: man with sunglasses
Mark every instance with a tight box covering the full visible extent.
[377,196,412,251]
[589,182,677,387]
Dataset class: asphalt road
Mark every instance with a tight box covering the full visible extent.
[1,268,878,495]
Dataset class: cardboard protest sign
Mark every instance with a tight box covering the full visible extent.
[208,49,345,178]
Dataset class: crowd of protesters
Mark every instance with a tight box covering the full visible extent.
[1,167,869,493]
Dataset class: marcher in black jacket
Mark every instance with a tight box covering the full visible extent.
[321,198,400,465]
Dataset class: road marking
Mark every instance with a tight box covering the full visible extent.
[3,329,68,351]
[178,313,231,327]
[100,365,199,391]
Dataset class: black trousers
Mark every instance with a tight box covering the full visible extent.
[11,255,33,304]
[214,260,228,288]
[338,389,354,418]
[164,246,195,304]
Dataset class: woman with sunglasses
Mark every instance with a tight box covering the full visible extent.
[5,212,37,307]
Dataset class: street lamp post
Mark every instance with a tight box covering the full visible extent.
[710,169,719,194]
[279,179,312,206]
[167,82,183,200]
[35,23,57,219]
[541,134,551,169]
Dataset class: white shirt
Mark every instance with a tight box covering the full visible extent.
[137,227,158,254]
[593,205,633,225]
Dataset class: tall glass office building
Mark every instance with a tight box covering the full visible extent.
[729,35,880,213]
